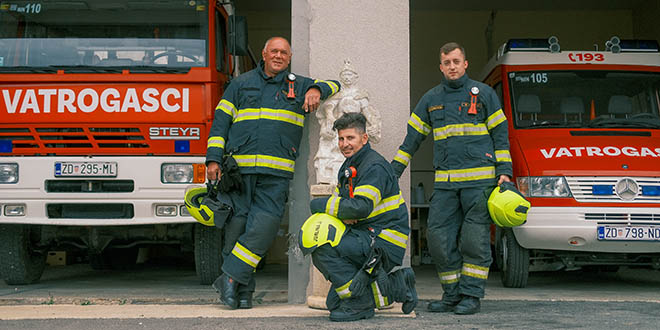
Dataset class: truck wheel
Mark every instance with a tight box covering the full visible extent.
[496,227,529,288]
[0,225,47,285]
[194,224,223,285]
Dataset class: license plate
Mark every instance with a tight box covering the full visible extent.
[54,162,117,177]
[597,225,660,241]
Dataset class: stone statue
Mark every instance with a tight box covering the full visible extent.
[314,59,382,184]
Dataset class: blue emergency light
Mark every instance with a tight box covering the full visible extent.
[503,36,561,54]
[641,186,660,196]
[174,140,190,153]
[0,140,12,153]
[618,40,660,52]
[592,185,614,195]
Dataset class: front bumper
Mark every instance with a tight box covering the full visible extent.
[514,206,660,253]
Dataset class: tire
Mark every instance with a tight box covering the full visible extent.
[0,224,47,285]
[194,224,223,285]
[496,227,529,288]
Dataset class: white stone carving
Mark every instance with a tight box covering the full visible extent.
[314,59,382,184]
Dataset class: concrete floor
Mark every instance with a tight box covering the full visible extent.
[1,262,659,306]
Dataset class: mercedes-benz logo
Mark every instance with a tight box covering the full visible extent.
[615,178,639,201]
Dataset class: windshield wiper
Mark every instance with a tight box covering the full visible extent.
[0,66,58,73]
[128,66,191,74]
[521,121,567,128]
[587,116,660,129]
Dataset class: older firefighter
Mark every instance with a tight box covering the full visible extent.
[391,42,512,315]
[302,112,417,322]
[206,37,340,309]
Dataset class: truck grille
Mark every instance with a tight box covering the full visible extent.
[566,177,660,203]
[45,180,134,193]
[0,126,149,153]
[46,203,134,219]
[584,213,660,223]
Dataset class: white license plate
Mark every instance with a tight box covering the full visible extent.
[597,225,660,241]
[54,162,117,177]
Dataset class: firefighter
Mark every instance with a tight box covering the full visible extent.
[304,112,418,322]
[391,42,512,315]
[206,36,340,309]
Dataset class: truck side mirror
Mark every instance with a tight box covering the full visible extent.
[228,15,248,56]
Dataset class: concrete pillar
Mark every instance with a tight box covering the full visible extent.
[290,0,410,304]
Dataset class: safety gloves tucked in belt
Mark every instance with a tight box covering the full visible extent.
[219,154,243,193]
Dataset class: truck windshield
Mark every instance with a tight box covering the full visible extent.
[0,0,208,69]
[509,71,660,129]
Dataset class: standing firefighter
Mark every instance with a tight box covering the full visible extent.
[301,112,418,322]
[206,37,340,309]
[391,42,512,315]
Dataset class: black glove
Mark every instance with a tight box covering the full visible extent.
[219,154,243,193]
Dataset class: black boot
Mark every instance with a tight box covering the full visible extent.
[400,268,418,314]
[212,274,239,309]
[238,292,253,309]
[427,294,461,313]
[454,295,480,315]
[329,302,374,322]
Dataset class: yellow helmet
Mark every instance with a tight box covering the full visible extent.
[298,213,347,255]
[488,182,531,227]
[184,183,233,228]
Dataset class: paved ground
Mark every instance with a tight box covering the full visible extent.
[1,263,660,329]
[1,262,659,306]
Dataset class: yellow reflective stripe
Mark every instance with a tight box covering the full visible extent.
[367,192,404,219]
[354,185,382,207]
[377,228,408,249]
[217,99,237,119]
[260,108,305,127]
[462,263,489,280]
[371,281,389,308]
[333,186,340,196]
[486,109,506,130]
[433,123,488,141]
[234,108,305,127]
[207,136,225,149]
[438,270,461,284]
[233,154,296,172]
[231,242,261,268]
[393,149,411,167]
[325,195,341,217]
[435,170,448,182]
[448,166,495,182]
[495,149,512,162]
[336,280,352,299]
[408,113,431,136]
[435,167,496,182]
[314,79,339,95]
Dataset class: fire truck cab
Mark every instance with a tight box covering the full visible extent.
[0,0,249,285]
[481,37,660,287]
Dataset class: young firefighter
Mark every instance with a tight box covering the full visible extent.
[391,42,512,315]
[300,112,418,322]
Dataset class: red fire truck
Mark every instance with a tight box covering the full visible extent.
[0,0,250,285]
[481,37,660,287]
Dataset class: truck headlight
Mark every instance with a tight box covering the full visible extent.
[0,163,18,184]
[161,163,206,183]
[517,176,572,198]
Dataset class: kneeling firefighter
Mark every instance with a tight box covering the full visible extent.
[299,112,418,322]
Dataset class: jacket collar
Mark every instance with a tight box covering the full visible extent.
[345,142,372,168]
[258,60,287,83]
[444,73,469,90]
